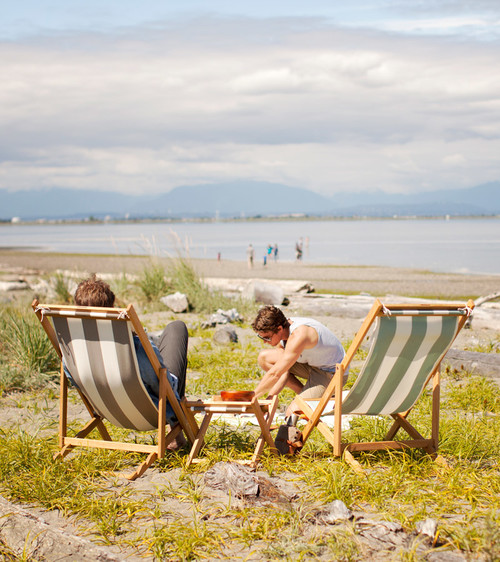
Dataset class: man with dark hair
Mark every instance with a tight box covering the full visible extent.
[71,275,189,448]
[251,305,346,419]
[74,274,115,307]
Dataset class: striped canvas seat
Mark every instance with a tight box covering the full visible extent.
[33,300,194,480]
[295,299,474,461]
[52,314,158,431]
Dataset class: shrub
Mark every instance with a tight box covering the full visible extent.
[137,261,169,302]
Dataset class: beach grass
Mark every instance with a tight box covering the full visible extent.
[1,318,499,560]
[0,258,499,559]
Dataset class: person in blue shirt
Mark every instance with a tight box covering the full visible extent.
[70,275,188,449]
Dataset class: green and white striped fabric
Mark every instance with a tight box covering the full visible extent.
[52,316,158,431]
[342,314,460,416]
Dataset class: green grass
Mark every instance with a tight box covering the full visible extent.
[0,305,59,393]
[0,267,499,559]
[50,272,73,304]
[1,330,499,560]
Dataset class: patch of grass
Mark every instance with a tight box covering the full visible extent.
[443,374,500,413]
[465,338,500,354]
[109,271,135,306]
[137,260,169,303]
[50,272,73,304]
[135,256,258,318]
[187,339,262,396]
[1,295,499,559]
[144,517,224,560]
[0,305,59,392]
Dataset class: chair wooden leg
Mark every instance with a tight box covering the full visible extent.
[250,396,279,466]
[431,369,440,453]
[164,423,182,448]
[181,398,200,442]
[343,449,365,476]
[186,413,213,467]
[333,365,344,457]
[59,364,68,449]
[121,452,158,481]
[55,416,109,459]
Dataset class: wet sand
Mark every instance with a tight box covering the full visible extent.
[0,249,498,299]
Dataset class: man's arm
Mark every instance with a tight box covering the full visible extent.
[254,325,318,398]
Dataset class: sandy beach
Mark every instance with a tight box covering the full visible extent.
[0,249,498,300]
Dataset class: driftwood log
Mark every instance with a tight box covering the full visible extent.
[465,291,500,328]
[444,349,500,381]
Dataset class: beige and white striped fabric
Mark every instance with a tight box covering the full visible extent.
[52,315,158,431]
[342,314,461,416]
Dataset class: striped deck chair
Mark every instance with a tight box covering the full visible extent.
[294,299,475,462]
[32,299,195,480]
[182,395,279,468]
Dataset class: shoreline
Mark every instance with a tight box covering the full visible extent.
[1,249,498,299]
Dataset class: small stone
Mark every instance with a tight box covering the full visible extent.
[160,292,188,312]
[320,499,353,524]
[416,517,438,538]
[213,326,238,344]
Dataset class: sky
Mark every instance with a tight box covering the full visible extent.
[1,1,500,197]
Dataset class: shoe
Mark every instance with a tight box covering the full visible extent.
[274,424,303,456]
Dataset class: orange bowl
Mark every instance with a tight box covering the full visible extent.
[220,390,255,402]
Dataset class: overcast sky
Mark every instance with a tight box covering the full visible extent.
[1,1,499,197]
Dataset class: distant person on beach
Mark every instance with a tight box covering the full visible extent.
[251,305,347,421]
[295,238,303,261]
[273,243,279,261]
[69,275,189,449]
[246,244,255,268]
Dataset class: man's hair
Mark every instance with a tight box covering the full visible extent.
[251,305,290,333]
[74,274,115,308]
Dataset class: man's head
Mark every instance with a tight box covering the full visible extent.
[251,305,290,345]
[74,274,115,308]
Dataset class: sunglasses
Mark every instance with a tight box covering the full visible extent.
[257,333,273,342]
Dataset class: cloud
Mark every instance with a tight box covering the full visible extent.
[0,15,499,196]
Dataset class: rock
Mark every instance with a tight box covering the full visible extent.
[201,308,244,328]
[444,349,500,381]
[243,281,285,305]
[0,495,121,561]
[213,326,238,344]
[0,280,29,291]
[160,292,188,312]
[205,462,260,497]
[357,519,406,549]
[318,499,353,524]
[204,462,291,504]
[203,277,314,296]
[416,517,438,539]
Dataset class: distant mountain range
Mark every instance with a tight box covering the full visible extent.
[1,180,498,221]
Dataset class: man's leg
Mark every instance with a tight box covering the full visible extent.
[157,320,188,398]
[285,364,334,417]
[156,321,189,449]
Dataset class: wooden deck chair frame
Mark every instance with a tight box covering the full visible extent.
[32,299,195,480]
[294,299,475,462]
[182,395,279,468]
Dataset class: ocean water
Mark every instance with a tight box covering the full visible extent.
[1,218,499,275]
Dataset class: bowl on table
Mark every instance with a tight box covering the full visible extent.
[220,390,255,402]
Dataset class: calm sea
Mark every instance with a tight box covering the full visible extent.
[1,218,499,275]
